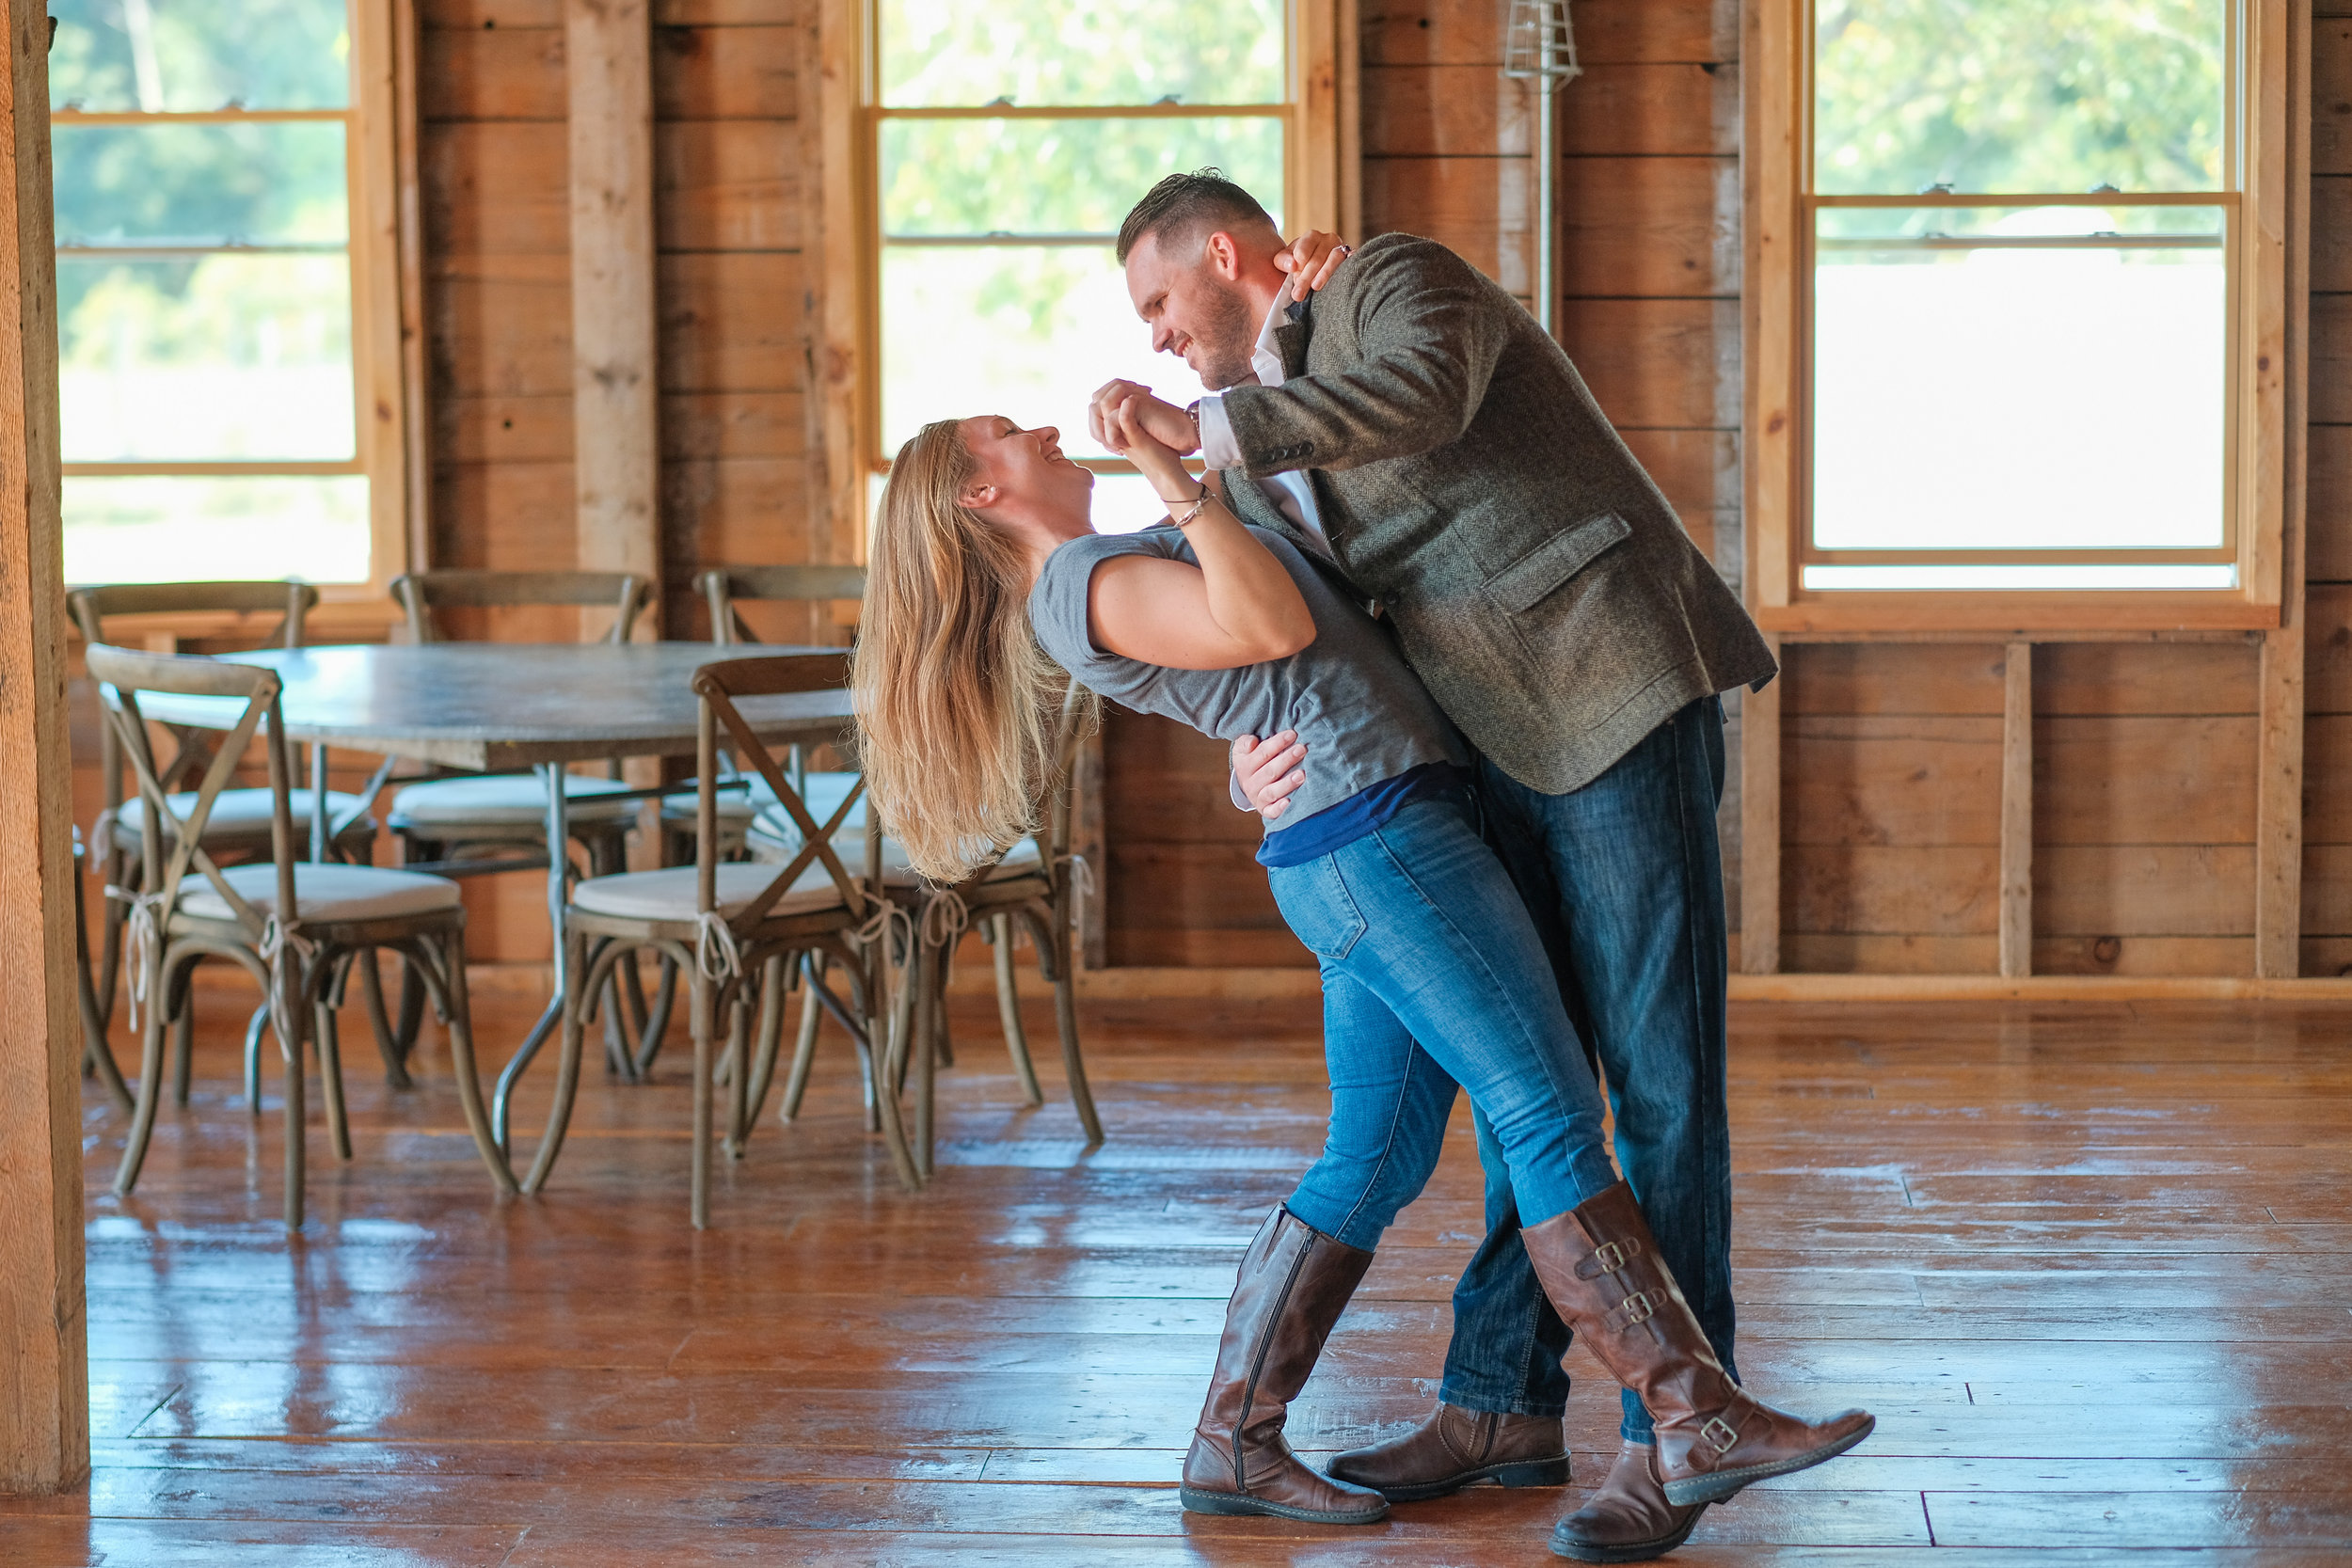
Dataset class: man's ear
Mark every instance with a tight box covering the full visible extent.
[1203,230,1245,281]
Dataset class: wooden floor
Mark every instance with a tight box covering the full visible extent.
[6,983,2351,1564]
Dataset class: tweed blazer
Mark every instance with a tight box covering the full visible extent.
[1214,231,1775,794]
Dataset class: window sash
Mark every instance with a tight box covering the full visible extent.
[1745,0,2288,629]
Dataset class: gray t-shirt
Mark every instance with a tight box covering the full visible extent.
[1028,525,1470,845]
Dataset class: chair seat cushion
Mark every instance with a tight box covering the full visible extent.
[178,863,463,925]
[117,788,373,840]
[749,819,1041,887]
[571,862,857,922]
[659,769,863,826]
[390,774,640,828]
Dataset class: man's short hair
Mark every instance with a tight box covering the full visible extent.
[1116,169,1276,264]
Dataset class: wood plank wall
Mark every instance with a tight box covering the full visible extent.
[61,0,2352,982]
[2302,6,2352,975]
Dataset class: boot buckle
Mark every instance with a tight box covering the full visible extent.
[1575,1238,1642,1280]
[1605,1291,1657,1331]
[1700,1416,1740,1455]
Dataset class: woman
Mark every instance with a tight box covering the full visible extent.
[852,405,1873,1544]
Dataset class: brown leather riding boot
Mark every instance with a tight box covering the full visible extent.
[1524,1182,1875,1508]
[1180,1207,1390,1525]
[1549,1441,1707,1563]
[1327,1401,1570,1501]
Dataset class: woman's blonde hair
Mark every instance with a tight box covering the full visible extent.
[853,419,1084,883]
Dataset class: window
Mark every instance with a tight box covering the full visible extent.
[49,0,410,594]
[1748,0,2290,627]
[822,0,1354,540]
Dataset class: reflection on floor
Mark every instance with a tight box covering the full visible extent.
[8,986,2352,1564]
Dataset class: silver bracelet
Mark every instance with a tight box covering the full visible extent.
[1168,488,1214,529]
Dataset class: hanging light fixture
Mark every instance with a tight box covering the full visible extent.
[1502,0,1581,336]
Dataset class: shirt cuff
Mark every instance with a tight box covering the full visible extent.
[1196,394,1243,469]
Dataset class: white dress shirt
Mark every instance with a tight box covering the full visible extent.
[1194,292,1335,561]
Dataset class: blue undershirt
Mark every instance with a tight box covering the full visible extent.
[1254,762,1473,869]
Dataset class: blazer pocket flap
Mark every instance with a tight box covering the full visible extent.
[1487,513,1632,613]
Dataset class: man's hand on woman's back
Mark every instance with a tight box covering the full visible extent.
[1232,730,1308,820]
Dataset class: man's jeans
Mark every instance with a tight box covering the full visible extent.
[1440,696,1739,1443]
[1267,795,1620,1253]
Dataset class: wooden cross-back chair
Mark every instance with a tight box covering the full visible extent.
[518,652,919,1227]
[72,581,380,1102]
[84,645,513,1229]
[750,679,1103,1178]
[868,678,1104,1179]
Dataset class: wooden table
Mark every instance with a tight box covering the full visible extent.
[135,641,856,1156]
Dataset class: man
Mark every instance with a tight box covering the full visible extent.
[1092,171,1775,1563]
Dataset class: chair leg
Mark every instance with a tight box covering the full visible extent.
[691,971,714,1229]
[357,950,414,1090]
[520,930,595,1196]
[112,973,172,1196]
[392,951,428,1064]
[282,967,307,1231]
[781,952,825,1125]
[242,1003,269,1112]
[991,916,1042,1106]
[168,976,197,1107]
[738,954,787,1148]
[94,851,130,1036]
[913,942,940,1180]
[723,984,752,1160]
[1050,923,1103,1147]
[76,877,133,1112]
[431,931,517,1196]
[314,995,353,1163]
[631,956,680,1080]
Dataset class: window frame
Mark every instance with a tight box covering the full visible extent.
[51,0,417,612]
[813,0,1358,563]
[1745,0,2292,632]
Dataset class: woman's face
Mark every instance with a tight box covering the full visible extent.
[959,417,1095,516]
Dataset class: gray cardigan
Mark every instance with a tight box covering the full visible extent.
[1215,231,1775,795]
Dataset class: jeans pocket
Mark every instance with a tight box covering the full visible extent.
[1267,855,1369,962]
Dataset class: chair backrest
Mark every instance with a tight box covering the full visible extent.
[72,582,318,812]
[83,644,296,942]
[695,565,866,647]
[69,580,318,652]
[688,653,869,931]
[391,570,651,644]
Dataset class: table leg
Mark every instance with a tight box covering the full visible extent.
[310,743,329,862]
[493,763,572,1152]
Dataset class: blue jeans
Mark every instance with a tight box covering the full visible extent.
[1439,696,1739,1443]
[1265,796,1620,1257]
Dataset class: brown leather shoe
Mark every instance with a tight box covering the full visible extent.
[1525,1182,1874,1507]
[1179,1207,1390,1525]
[1328,1400,1570,1501]
[1549,1441,1706,1562]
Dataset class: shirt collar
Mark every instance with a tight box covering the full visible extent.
[1248,288,1289,388]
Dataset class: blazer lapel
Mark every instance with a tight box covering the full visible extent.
[1273,296,1312,381]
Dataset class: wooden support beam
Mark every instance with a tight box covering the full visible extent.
[1739,637,1782,974]
[1999,641,2033,978]
[566,0,661,626]
[2258,2,2313,980]
[0,0,88,1494]
[811,0,869,570]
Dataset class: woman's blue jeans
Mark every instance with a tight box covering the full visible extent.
[1265,795,1621,1266]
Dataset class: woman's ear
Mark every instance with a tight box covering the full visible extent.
[959,482,998,511]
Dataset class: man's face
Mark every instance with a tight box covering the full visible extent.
[1124,229,1260,390]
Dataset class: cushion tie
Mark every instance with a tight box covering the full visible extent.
[1054,850,1094,932]
[259,916,318,1054]
[103,885,167,1033]
[695,911,743,981]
